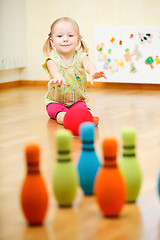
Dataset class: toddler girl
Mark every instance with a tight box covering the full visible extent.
[43,17,106,125]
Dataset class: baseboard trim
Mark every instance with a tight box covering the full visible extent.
[0,80,48,89]
[1,80,160,90]
[0,81,20,89]
[20,80,48,86]
[87,82,160,90]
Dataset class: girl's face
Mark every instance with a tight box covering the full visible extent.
[51,21,80,55]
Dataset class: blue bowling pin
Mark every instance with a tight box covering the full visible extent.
[158,171,160,197]
[77,122,101,195]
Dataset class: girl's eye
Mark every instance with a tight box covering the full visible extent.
[69,35,73,37]
[58,35,62,38]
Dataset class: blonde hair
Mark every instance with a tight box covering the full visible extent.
[43,17,88,56]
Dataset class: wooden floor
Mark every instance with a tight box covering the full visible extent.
[0,85,160,240]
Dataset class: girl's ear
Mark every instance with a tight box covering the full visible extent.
[77,35,82,44]
[79,35,82,41]
[49,38,54,47]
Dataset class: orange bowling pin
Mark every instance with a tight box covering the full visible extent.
[94,138,126,217]
[20,144,49,225]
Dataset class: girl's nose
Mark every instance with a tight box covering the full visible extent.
[63,35,68,41]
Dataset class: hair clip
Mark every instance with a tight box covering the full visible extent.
[48,33,51,38]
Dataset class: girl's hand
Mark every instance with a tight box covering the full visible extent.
[47,75,66,87]
[89,71,107,85]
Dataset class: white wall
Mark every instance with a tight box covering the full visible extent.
[20,0,160,82]
[0,69,20,83]
[0,0,26,83]
[1,0,160,83]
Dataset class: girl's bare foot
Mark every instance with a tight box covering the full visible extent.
[88,110,99,126]
[93,116,99,126]
[56,111,66,125]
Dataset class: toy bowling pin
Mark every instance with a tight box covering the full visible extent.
[52,129,79,207]
[94,138,126,217]
[77,122,100,195]
[20,144,49,225]
[119,127,142,202]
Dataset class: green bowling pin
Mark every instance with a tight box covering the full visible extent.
[52,129,79,207]
[119,127,142,202]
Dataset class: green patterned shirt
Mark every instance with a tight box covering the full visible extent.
[43,51,88,107]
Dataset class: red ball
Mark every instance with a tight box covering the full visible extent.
[64,106,93,136]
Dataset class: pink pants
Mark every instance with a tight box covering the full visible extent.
[46,101,89,120]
